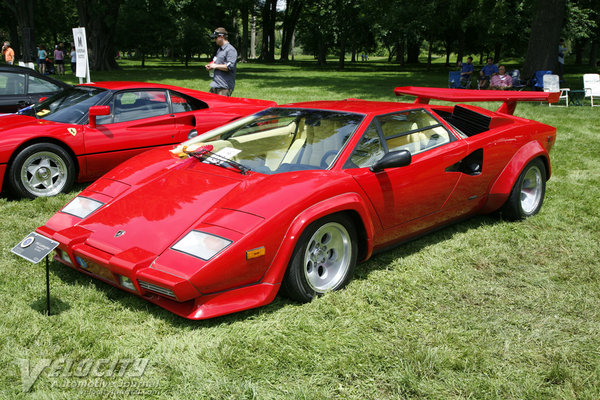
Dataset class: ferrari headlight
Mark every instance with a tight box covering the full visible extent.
[61,196,104,219]
[171,231,232,261]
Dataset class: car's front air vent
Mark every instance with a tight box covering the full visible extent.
[138,280,176,299]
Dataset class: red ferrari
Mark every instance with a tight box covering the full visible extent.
[0,81,274,198]
[37,88,559,320]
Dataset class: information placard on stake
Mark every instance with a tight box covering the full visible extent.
[72,27,91,83]
[12,232,59,315]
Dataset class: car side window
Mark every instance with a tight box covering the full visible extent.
[113,90,170,123]
[28,75,60,94]
[380,109,452,155]
[169,90,208,113]
[0,72,25,95]
[348,121,384,168]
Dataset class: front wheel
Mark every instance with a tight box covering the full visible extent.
[501,158,546,220]
[8,143,75,198]
[282,214,358,302]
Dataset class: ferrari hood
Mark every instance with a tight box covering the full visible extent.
[78,168,242,256]
[0,114,60,132]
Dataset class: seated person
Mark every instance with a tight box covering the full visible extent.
[489,65,513,90]
[478,57,498,89]
[460,56,474,87]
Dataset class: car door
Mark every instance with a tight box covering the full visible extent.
[0,70,27,112]
[168,90,210,140]
[345,109,469,235]
[82,89,177,179]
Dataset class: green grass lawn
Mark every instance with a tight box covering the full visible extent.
[1,60,600,399]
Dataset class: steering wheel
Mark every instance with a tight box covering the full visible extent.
[320,150,339,169]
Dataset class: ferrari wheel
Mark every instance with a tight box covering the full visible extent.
[8,143,75,199]
[501,158,546,220]
[282,214,357,302]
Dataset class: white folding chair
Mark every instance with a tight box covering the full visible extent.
[543,74,569,107]
[583,73,600,107]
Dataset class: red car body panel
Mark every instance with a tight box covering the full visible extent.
[37,88,558,319]
[0,81,274,193]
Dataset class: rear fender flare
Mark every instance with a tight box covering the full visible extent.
[482,141,550,213]
[261,193,376,285]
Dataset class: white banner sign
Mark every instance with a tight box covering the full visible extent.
[72,27,90,82]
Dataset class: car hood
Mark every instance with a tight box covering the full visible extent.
[0,114,60,132]
[78,167,243,256]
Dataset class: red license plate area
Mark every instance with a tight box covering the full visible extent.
[85,261,116,283]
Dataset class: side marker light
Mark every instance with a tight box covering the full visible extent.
[246,247,265,260]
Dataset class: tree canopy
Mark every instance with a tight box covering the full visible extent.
[1,0,598,75]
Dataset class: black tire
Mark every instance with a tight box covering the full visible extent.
[501,158,546,220]
[282,214,358,302]
[8,143,75,199]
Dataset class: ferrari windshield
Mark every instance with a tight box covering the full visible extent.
[173,108,365,174]
[18,86,110,124]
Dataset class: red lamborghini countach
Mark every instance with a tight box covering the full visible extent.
[0,81,274,198]
[36,87,559,320]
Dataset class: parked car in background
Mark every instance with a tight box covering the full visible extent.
[0,65,71,113]
[0,81,275,198]
[36,87,559,320]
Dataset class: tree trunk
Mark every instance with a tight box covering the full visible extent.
[493,42,502,65]
[407,36,420,63]
[75,0,122,71]
[250,13,256,59]
[521,0,566,78]
[338,38,346,69]
[291,31,295,61]
[590,40,598,67]
[395,37,404,64]
[427,40,433,71]
[280,0,303,61]
[260,0,272,60]
[4,0,35,62]
[574,39,584,65]
[318,37,327,65]
[240,4,249,62]
[268,0,276,61]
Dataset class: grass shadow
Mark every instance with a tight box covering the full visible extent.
[30,295,71,316]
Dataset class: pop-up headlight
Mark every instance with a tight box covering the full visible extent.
[61,196,104,219]
[171,230,232,261]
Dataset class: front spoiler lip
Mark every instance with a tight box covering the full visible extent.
[52,253,279,320]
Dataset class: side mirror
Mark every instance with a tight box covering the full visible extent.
[88,105,110,128]
[370,150,411,173]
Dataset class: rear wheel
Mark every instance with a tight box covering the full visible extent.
[282,214,357,302]
[501,158,546,220]
[8,143,75,198]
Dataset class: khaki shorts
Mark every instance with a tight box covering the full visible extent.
[209,87,233,97]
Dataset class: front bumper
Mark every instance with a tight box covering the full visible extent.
[38,226,279,320]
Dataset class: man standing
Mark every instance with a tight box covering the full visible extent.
[2,41,15,65]
[205,27,237,96]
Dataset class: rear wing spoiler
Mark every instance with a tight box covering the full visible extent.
[394,86,560,115]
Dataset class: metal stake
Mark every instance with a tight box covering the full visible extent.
[46,255,51,316]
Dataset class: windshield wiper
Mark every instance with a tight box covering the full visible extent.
[184,148,250,175]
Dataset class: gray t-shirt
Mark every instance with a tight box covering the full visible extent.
[210,42,237,90]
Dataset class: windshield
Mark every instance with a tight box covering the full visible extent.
[18,86,110,124]
[172,108,364,174]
